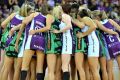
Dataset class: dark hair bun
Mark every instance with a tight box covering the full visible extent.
[78,9,89,18]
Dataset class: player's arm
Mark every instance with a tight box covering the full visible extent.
[82,17,96,37]
[1,13,16,28]
[59,14,72,33]
[72,19,85,28]
[15,13,35,46]
[109,19,120,32]
[95,20,118,35]
[29,14,54,35]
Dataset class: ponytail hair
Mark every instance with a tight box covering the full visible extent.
[52,6,61,19]
[91,10,101,19]
[19,3,25,16]
[91,10,108,20]
[100,11,108,20]
[19,1,35,17]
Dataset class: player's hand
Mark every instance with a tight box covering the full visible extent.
[76,32,84,38]
[114,32,119,37]
[9,29,14,37]
[29,30,36,35]
[51,29,60,34]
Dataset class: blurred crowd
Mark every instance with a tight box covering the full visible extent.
[0,0,120,25]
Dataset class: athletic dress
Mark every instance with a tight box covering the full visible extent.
[17,23,31,58]
[24,13,46,51]
[46,18,62,54]
[73,24,86,53]
[1,23,10,49]
[82,26,99,57]
[59,14,75,54]
[95,28,108,57]
[4,14,24,57]
[101,19,120,59]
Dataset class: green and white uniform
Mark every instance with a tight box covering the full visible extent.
[4,14,24,57]
[45,18,62,54]
[0,23,10,49]
[95,29,106,57]
[73,24,86,53]
[5,33,24,57]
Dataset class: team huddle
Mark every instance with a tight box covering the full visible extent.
[0,1,120,80]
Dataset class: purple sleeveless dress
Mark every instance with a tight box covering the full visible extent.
[6,14,24,47]
[24,13,46,51]
[101,19,120,59]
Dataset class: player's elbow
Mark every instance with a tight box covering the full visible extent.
[1,22,5,28]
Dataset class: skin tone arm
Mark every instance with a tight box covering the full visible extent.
[94,20,118,35]
[29,14,54,35]
[9,24,22,36]
[14,13,35,51]
[52,14,72,33]
[1,13,16,28]
[72,19,85,29]
[109,19,120,32]
[79,17,96,38]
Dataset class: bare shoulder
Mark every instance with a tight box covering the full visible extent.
[62,13,71,22]
[82,17,97,28]
[82,17,94,24]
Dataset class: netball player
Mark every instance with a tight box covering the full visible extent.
[0,3,35,80]
[12,2,36,80]
[76,9,100,80]
[45,6,62,80]
[70,3,86,80]
[91,10,120,80]
[99,11,120,80]
[19,6,54,80]
[72,19,87,80]
[52,4,73,80]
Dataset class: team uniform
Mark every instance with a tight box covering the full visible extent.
[101,19,120,59]
[5,14,24,57]
[24,13,46,51]
[82,26,99,57]
[73,24,86,53]
[59,14,75,54]
[17,23,31,58]
[0,23,10,49]
[95,29,108,57]
[45,18,62,54]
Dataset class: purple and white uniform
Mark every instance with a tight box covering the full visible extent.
[6,14,24,47]
[24,13,46,51]
[101,19,120,59]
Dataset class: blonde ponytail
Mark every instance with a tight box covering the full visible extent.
[101,11,108,20]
